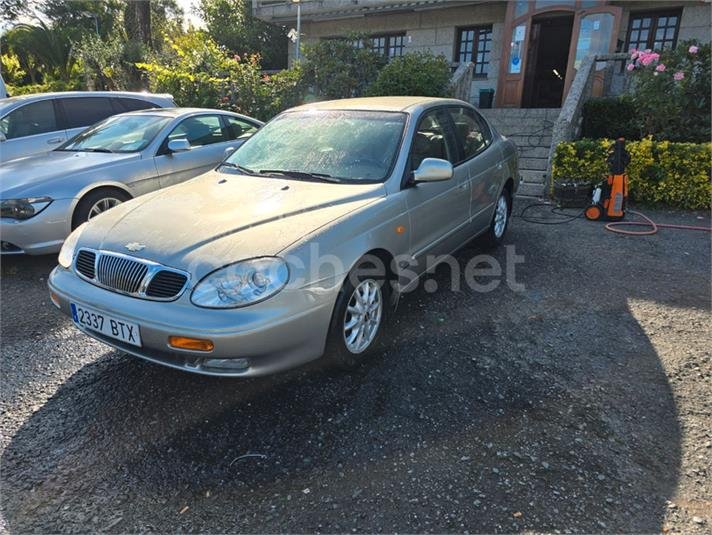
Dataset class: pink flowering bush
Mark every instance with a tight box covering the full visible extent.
[626,40,710,142]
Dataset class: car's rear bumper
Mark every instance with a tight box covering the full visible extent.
[0,199,73,255]
[48,266,339,377]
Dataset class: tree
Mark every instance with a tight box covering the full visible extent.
[37,0,125,39]
[198,0,288,70]
[2,21,76,83]
[0,0,29,24]
[123,0,152,49]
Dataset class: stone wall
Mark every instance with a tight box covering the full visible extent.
[608,1,711,95]
[286,2,507,106]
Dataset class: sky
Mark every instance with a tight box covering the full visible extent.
[176,0,206,29]
[0,0,206,34]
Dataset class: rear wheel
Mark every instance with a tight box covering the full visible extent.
[480,188,511,248]
[72,188,130,229]
[325,257,389,369]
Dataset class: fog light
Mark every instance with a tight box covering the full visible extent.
[49,291,61,309]
[204,358,249,370]
[168,336,214,352]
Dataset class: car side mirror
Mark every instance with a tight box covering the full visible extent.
[223,146,236,160]
[0,132,6,142]
[167,138,191,153]
[412,158,453,183]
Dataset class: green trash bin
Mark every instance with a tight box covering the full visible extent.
[479,88,495,109]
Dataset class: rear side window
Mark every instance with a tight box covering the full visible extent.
[223,116,259,140]
[60,97,115,129]
[448,107,491,162]
[0,100,58,140]
[167,115,226,147]
[113,98,156,113]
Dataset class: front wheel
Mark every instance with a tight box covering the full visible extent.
[480,188,511,249]
[325,258,389,369]
[72,188,131,229]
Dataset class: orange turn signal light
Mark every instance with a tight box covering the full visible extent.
[49,291,61,309]
[168,336,214,352]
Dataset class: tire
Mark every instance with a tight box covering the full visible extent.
[324,256,390,369]
[72,188,131,229]
[480,187,512,249]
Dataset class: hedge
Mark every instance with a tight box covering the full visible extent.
[552,137,711,210]
[581,96,641,140]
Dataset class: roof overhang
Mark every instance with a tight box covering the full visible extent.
[253,0,487,24]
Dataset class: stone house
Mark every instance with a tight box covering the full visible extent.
[253,0,711,195]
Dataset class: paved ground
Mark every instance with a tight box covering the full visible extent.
[1,200,710,534]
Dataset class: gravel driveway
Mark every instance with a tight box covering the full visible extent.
[1,200,710,533]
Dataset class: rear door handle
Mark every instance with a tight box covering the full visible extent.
[47,137,63,144]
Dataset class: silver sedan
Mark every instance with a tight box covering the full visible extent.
[1,108,263,255]
[48,97,518,376]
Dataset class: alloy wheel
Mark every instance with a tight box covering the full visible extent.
[343,279,383,354]
[493,193,508,238]
[88,197,122,220]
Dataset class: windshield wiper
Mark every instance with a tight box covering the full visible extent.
[58,147,114,153]
[258,169,343,183]
[219,162,257,175]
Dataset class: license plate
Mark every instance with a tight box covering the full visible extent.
[70,302,142,347]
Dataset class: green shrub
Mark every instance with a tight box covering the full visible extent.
[366,51,452,97]
[137,31,305,121]
[581,96,641,140]
[552,138,712,209]
[300,36,386,99]
[6,79,82,95]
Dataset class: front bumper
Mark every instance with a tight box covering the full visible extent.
[1,199,74,255]
[48,266,339,377]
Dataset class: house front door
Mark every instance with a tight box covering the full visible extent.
[496,1,622,108]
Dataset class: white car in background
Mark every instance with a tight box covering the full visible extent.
[0,91,175,162]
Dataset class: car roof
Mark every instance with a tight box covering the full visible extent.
[290,96,469,113]
[0,91,173,107]
[117,107,264,123]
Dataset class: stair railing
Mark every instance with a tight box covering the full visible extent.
[451,61,474,103]
[546,52,629,194]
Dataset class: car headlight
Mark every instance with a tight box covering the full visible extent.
[191,257,289,308]
[58,223,86,269]
[0,197,53,220]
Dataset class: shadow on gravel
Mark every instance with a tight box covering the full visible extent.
[2,210,694,533]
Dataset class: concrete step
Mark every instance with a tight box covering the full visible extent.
[509,134,552,148]
[519,169,547,184]
[514,146,550,158]
[516,182,546,197]
[519,157,548,171]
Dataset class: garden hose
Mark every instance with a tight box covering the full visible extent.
[517,203,712,235]
[604,210,712,235]
[517,203,586,225]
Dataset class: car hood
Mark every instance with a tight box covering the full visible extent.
[78,171,385,274]
[0,151,139,198]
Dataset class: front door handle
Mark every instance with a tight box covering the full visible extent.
[47,137,63,144]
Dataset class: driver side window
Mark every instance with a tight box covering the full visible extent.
[167,115,226,148]
[409,110,456,172]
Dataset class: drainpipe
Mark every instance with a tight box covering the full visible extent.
[293,0,301,62]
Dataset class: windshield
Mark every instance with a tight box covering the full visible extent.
[58,114,171,153]
[226,110,407,182]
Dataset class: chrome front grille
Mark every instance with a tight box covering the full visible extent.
[97,254,148,294]
[74,248,189,301]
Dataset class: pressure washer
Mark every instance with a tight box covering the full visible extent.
[584,137,629,222]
